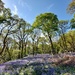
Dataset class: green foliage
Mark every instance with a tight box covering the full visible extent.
[33,12,58,33]
[1,0,75,65]
[67,0,75,14]
[58,30,75,52]
[65,30,75,51]
[11,49,21,59]
[0,49,21,63]
[32,12,59,54]
[70,14,75,29]
[0,0,4,12]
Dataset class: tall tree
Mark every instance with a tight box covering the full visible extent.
[70,14,75,29]
[66,30,75,51]
[0,8,19,55]
[58,20,69,51]
[38,37,48,53]
[67,0,75,14]
[58,30,75,52]
[14,18,31,58]
[32,29,41,54]
[0,0,4,12]
[30,29,37,56]
[32,13,58,54]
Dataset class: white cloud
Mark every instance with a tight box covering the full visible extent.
[18,0,32,11]
[12,5,18,15]
[47,4,54,10]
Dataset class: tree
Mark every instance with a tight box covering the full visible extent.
[0,8,19,55]
[38,37,49,53]
[32,13,58,54]
[32,29,41,54]
[58,20,69,51]
[70,14,75,29]
[58,30,75,52]
[65,30,75,52]
[14,18,31,58]
[0,0,4,12]
[30,29,37,56]
[67,0,75,14]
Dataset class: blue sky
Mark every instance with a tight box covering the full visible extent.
[2,0,72,24]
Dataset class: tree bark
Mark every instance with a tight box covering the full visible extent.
[32,39,35,56]
[24,43,27,56]
[63,33,67,51]
[0,33,8,55]
[48,34,55,54]
[20,40,24,58]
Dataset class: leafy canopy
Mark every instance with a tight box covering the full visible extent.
[67,0,75,14]
[70,14,75,28]
[33,12,58,34]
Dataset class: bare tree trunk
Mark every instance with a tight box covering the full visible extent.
[24,43,27,56]
[62,33,67,51]
[20,41,24,58]
[48,34,55,54]
[36,39,39,54]
[32,39,35,56]
[42,42,44,53]
[0,33,8,55]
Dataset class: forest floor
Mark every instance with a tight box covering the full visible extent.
[0,53,75,75]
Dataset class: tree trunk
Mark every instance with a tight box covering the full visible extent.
[32,39,34,56]
[24,43,27,56]
[6,46,11,60]
[0,33,8,55]
[48,34,55,54]
[36,39,39,54]
[42,42,44,53]
[20,41,24,58]
[62,33,67,51]
[19,41,21,50]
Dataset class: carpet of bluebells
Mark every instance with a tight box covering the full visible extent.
[0,54,75,75]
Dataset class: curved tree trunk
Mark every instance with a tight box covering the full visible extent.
[0,33,8,55]
[48,34,55,54]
